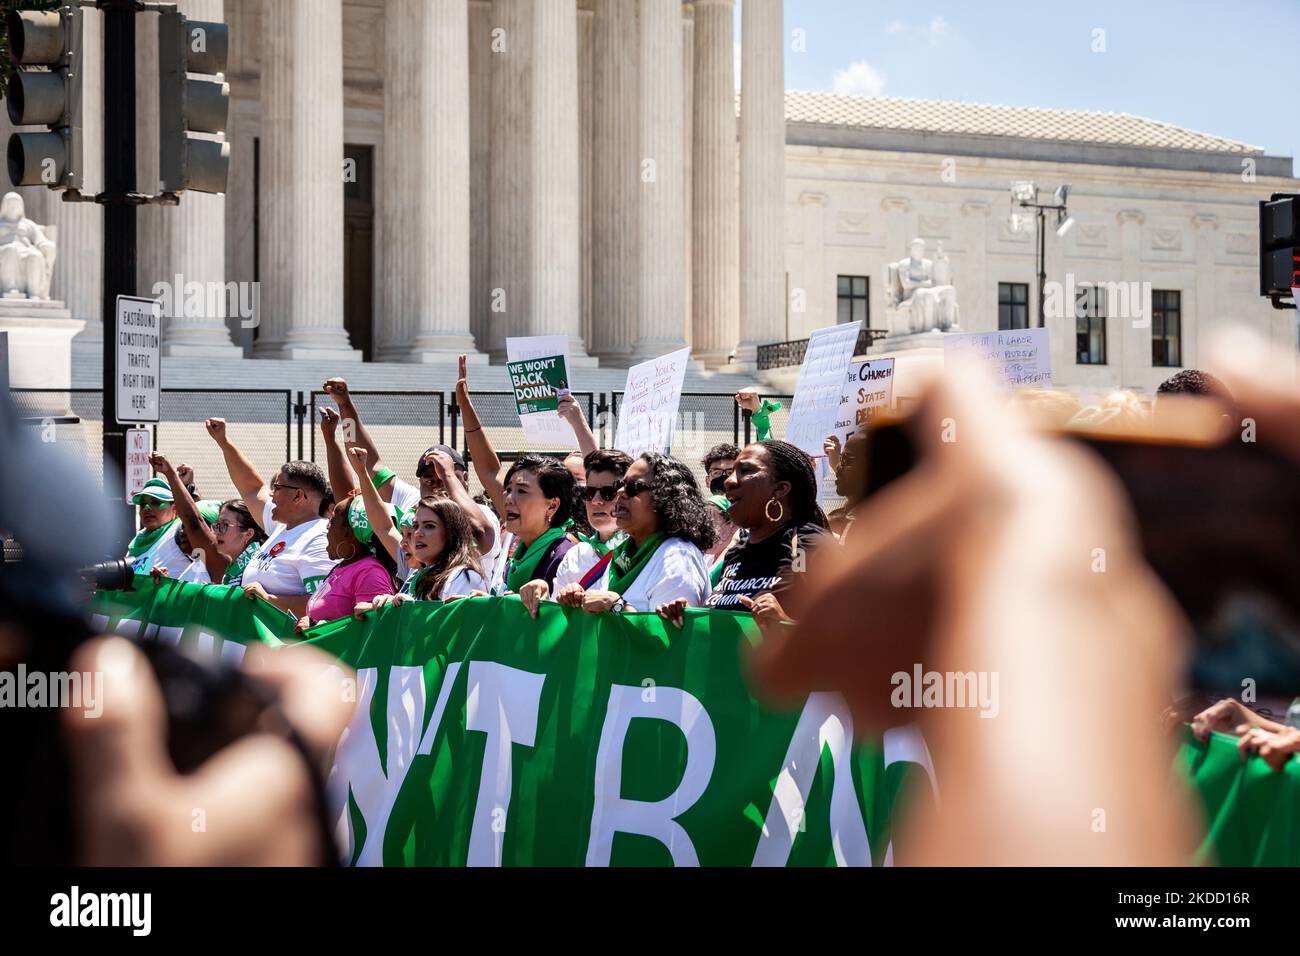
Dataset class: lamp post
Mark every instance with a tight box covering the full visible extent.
[1010,182,1073,328]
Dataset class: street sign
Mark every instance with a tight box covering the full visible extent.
[125,427,152,499]
[115,295,161,424]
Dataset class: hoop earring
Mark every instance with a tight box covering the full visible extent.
[338,539,358,561]
[764,497,785,523]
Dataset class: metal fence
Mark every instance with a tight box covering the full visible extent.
[12,388,292,503]
[756,328,889,370]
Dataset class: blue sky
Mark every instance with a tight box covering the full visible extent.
[761,0,1298,165]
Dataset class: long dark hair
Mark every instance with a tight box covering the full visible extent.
[639,453,716,551]
[504,454,578,529]
[757,440,828,529]
[412,497,484,601]
[221,498,268,546]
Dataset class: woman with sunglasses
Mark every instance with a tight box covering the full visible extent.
[553,453,715,617]
[206,418,337,618]
[148,452,268,586]
[517,449,632,617]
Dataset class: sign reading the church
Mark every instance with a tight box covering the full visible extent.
[613,347,691,458]
[942,328,1052,389]
[785,321,863,457]
[507,354,569,416]
[833,357,895,446]
[115,295,162,425]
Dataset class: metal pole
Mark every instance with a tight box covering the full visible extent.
[101,0,137,538]
[1037,206,1047,328]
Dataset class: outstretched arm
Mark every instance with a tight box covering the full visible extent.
[322,377,392,498]
[205,418,270,531]
[456,354,507,517]
[428,450,495,556]
[318,406,358,502]
[151,451,229,583]
[557,394,598,457]
[346,446,403,565]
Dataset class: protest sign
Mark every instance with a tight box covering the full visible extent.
[125,428,153,499]
[506,336,573,445]
[832,357,895,446]
[613,347,690,457]
[507,354,568,417]
[784,322,862,457]
[942,328,1052,388]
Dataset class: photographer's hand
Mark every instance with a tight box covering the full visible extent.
[62,637,352,865]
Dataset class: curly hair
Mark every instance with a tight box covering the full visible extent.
[701,442,740,473]
[504,454,578,529]
[756,440,828,530]
[411,497,484,602]
[638,453,716,551]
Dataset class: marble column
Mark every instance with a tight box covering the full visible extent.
[380,0,480,363]
[255,0,358,360]
[487,0,532,362]
[528,0,589,361]
[1116,209,1145,386]
[590,0,637,365]
[682,4,693,351]
[468,0,493,354]
[1190,213,1218,369]
[578,3,594,356]
[735,0,785,369]
[135,0,241,358]
[959,200,990,330]
[629,0,687,362]
[691,0,738,368]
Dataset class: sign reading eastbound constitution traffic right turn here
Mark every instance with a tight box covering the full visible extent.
[115,295,162,425]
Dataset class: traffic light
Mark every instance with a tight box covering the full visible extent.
[5,6,83,189]
[158,10,229,194]
[1259,193,1300,308]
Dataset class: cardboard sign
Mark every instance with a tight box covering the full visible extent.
[613,347,691,458]
[506,336,573,445]
[125,428,153,500]
[833,358,895,446]
[942,328,1052,388]
[784,321,863,457]
[507,354,569,416]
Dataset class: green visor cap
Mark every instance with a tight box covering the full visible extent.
[195,500,223,526]
[131,478,174,505]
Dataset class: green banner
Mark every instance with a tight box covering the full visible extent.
[506,354,568,415]
[88,576,937,867]
[1178,726,1300,866]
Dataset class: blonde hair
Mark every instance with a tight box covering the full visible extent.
[1068,390,1151,434]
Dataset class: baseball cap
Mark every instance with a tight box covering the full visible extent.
[131,478,174,505]
[415,445,467,478]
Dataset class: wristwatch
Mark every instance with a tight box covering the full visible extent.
[611,597,627,615]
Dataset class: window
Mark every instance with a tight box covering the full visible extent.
[837,275,869,326]
[998,282,1029,330]
[1152,290,1181,367]
[1075,284,1107,365]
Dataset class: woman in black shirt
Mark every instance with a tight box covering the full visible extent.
[658,440,837,627]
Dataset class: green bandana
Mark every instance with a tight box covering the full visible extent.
[606,533,667,595]
[709,559,725,588]
[751,399,782,442]
[127,518,179,559]
[223,542,259,586]
[578,529,627,557]
[506,526,569,593]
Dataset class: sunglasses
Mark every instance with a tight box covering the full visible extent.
[619,478,655,498]
[137,499,170,510]
[578,485,619,503]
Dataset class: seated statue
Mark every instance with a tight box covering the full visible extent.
[885,238,959,334]
[0,192,56,301]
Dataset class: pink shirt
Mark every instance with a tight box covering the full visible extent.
[306,557,395,623]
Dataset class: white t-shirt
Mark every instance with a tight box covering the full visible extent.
[441,566,486,600]
[173,556,212,584]
[390,477,502,569]
[553,533,627,591]
[128,522,189,578]
[587,537,712,612]
[241,501,336,597]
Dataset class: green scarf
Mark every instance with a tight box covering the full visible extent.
[222,542,259,585]
[506,526,569,593]
[127,519,178,559]
[606,533,667,595]
[709,558,725,588]
[578,529,627,557]
[751,399,783,442]
[400,566,428,597]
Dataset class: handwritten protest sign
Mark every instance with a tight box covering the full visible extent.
[507,354,568,417]
[506,336,573,445]
[942,328,1052,388]
[833,357,895,446]
[613,347,690,458]
[784,321,862,457]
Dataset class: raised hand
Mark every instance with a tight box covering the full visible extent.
[347,445,369,469]
[177,463,195,489]
[735,390,760,414]
[456,353,470,402]
[148,451,173,476]
[556,394,583,427]
[319,406,339,438]
[204,418,228,444]
[322,377,351,407]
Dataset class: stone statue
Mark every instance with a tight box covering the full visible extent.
[0,192,57,301]
[885,237,959,334]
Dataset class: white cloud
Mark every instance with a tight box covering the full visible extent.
[885,19,906,35]
[832,60,886,97]
[929,15,949,46]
